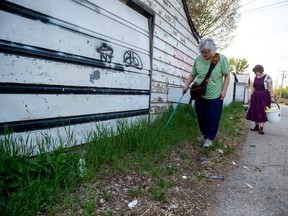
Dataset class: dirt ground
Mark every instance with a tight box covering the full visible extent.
[62,129,247,215]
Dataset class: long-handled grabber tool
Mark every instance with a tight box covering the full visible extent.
[164,93,184,128]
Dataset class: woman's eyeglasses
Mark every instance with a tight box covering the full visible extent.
[201,50,210,55]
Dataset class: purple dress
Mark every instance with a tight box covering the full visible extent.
[246,74,271,122]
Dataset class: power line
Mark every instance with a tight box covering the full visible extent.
[241,0,288,14]
[251,54,288,62]
[240,0,256,8]
[239,30,288,41]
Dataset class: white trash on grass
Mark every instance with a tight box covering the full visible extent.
[128,199,138,208]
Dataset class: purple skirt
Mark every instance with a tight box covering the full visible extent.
[246,89,271,122]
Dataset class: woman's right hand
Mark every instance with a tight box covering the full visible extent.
[182,85,189,94]
[182,74,195,94]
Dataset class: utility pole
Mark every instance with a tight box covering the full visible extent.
[279,70,288,98]
[274,76,278,92]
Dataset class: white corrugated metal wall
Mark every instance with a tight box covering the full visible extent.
[0,0,200,151]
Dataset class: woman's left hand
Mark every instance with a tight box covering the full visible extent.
[219,91,226,100]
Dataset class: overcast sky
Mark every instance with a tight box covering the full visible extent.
[222,0,288,87]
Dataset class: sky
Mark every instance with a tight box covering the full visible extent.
[222,0,288,87]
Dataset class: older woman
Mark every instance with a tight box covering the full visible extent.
[183,37,230,147]
[246,64,274,134]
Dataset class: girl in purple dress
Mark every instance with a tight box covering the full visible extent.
[246,64,275,134]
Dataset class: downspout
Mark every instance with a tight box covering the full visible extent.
[232,72,239,102]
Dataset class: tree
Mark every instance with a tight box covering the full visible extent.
[275,86,288,99]
[186,0,241,50]
[228,57,249,73]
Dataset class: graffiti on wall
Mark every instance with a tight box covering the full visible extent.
[96,43,143,69]
[96,43,114,63]
[123,50,143,69]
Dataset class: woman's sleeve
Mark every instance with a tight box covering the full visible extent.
[192,62,197,76]
[266,75,273,84]
[221,55,230,74]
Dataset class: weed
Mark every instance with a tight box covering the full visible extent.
[128,184,146,197]
[150,178,175,203]
[165,165,180,175]
[83,199,96,215]
[0,102,246,214]
[180,152,190,161]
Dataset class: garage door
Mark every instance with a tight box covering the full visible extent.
[0,0,152,148]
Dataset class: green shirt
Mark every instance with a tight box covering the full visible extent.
[191,53,230,99]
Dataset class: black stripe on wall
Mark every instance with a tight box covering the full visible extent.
[0,83,149,95]
[0,1,149,57]
[0,40,125,71]
[0,1,97,39]
[0,109,149,135]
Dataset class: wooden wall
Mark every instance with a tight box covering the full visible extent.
[139,0,199,114]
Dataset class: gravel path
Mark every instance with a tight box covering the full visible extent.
[204,104,288,216]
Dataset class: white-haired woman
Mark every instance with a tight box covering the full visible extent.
[183,37,230,147]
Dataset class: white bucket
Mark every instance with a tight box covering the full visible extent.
[265,103,281,123]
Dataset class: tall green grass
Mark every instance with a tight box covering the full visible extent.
[0,102,246,215]
[220,101,248,136]
[0,133,82,215]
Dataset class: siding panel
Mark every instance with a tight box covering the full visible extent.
[5,0,150,51]
[0,54,150,89]
[0,0,153,148]
[140,0,198,113]
[0,11,150,72]
[0,94,149,122]
[0,0,201,149]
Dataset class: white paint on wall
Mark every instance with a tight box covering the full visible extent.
[139,0,199,113]
[6,0,150,51]
[0,0,201,150]
[0,94,149,122]
[0,11,150,72]
[6,115,149,156]
[0,0,152,150]
[224,73,234,106]
[0,54,150,89]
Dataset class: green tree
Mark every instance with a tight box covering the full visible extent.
[228,57,249,73]
[275,86,288,99]
[186,0,241,50]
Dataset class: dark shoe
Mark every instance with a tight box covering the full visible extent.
[250,125,259,131]
[259,127,264,135]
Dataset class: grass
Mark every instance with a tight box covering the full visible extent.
[149,178,175,204]
[0,102,247,215]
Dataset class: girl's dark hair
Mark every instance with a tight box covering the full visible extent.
[253,64,264,73]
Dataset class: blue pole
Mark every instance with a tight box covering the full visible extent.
[164,93,184,128]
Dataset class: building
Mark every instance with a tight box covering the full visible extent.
[234,73,250,104]
[0,0,201,151]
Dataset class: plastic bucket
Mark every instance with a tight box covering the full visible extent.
[243,103,249,113]
[265,102,281,123]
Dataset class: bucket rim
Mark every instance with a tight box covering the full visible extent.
[265,109,281,113]
[265,102,281,113]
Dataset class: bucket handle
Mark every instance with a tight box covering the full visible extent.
[272,102,280,109]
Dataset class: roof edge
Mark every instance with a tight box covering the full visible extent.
[181,0,200,43]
